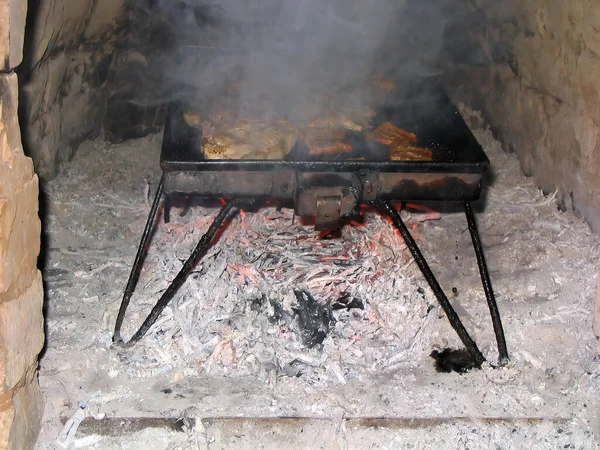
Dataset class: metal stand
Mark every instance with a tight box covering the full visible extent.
[112,177,242,348]
[113,180,508,367]
[371,200,508,367]
[464,202,509,365]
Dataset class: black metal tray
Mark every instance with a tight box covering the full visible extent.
[160,79,489,175]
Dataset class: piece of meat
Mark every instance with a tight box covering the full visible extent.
[303,127,345,142]
[302,127,353,155]
[202,119,299,160]
[389,142,433,161]
[307,141,353,155]
[368,122,432,161]
[307,115,365,132]
[370,122,417,144]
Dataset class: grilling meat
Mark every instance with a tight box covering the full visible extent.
[202,118,299,160]
[306,114,366,132]
[369,121,417,145]
[369,122,433,161]
[302,127,353,155]
[389,143,433,161]
[307,141,354,155]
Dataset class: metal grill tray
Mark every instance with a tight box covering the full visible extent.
[160,79,489,202]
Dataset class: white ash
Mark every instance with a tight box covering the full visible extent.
[115,196,442,384]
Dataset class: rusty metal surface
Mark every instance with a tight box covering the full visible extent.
[164,171,482,203]
[315,196,343,231]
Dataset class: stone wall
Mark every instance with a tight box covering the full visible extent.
[18,0,126,180]
[451,0,600,233]
[0,1,44,448]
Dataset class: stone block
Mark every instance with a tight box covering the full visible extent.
[85,0,125,39]
[0,365,43,450]
[0,73,23,164]
[0,73,41,299]
[0,272,44,393]
[24,0,94,70]
[19,45,120,179]
[0,0,28,70]
[514,34,579,109]
[18,68,46,125]
[0,175,41,301]
[509,3,531,35]
[581,2,600,57]
[40,54,69,114]
[577,48,600,127]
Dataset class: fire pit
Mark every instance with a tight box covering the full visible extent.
[112,78,508,369]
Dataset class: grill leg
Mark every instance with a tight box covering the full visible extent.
[464,202,509,366]
[113,197,241,348]
[113,175,164,344]
[164,195,171,224]
[372,200,486,368]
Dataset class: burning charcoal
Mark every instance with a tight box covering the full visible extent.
[430,348,478,373]
[331,293,364,311]
[293,290,333,348]
[318,230,342,240]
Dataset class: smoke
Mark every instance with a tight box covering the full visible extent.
[128,0,472,119]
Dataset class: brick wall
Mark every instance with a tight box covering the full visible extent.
[0,0,45,449]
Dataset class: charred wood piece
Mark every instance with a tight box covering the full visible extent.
[293,290,333,348]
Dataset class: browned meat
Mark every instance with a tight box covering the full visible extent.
[303,127,345,142]
[201,118,299,160]
[389,143,433,161]
[370,122,417,144]
[306,115,365,132]
[369,122,433,161]
[302,127,353,155]
[307,141,353,155]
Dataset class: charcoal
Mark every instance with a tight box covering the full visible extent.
[293,290,333,348]
[281,357,325,379]
[331,293,364,311]
[430,348,478,373]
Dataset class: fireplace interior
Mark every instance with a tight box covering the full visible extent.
[1,0,600,448]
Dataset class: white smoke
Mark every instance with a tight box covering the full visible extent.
[130,0,477,116]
